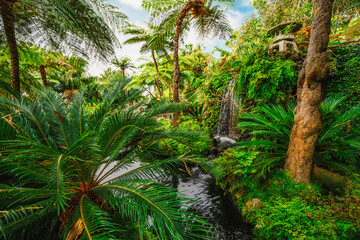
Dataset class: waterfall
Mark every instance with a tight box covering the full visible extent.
[215,79,240,147]
[217,79,236,137]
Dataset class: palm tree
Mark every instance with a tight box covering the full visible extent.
[143,0,234,127]
[112,57,136,77]
[0,80,210,239]
[123,24,174,94]
[0,0,127,94]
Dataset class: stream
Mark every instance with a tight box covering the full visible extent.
[163,165,253,240]
[102,162,253,239]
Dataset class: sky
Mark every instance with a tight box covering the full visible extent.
[87,0,254,76]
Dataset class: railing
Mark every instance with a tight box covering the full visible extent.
[333,3,360,34]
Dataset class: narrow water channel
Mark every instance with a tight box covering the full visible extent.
[163,165,253,240]
[102,162,253,239]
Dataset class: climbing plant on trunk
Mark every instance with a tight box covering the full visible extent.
[284,0,334,184]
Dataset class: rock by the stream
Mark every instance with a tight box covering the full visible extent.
[214,136,237,149]
[245,198,262,212]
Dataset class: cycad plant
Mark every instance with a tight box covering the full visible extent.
[0,80,209,239]
[237,97,360,181]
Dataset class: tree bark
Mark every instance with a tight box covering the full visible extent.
[284,0,334,184]
[39,65,49,87]
[0,0,20,94]
[121,68,125,77]
[172,0,203,127]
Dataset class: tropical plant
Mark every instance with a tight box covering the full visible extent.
[129,61,168,99]
[236,53,297,107]
[237,97,360,181]
[0,80,210,239]
[0,0,127,93]
[143,0,234,127]
[1,42,89,93]
[112,57,136,77]
[123,24,173,92]
[252,0,360,29]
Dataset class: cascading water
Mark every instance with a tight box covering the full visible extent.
[215,79,240,147]
[217,79,236,137]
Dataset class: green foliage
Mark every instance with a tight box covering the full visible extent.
[236,53,297,107]
[325,43,360,110]
[0,80,210,239]
[213,148,258,192]
[158,115,211,155]
[246,172,360,240]
[214,158,360,240]
[199,58,241,131]
[143,0,234,43]
[237,97,360,181]
[112,57,135,72]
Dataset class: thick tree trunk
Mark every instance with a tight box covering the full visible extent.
[121,68,125,77]
[172,0,203,127]
[0,0,20,94]
[39,65,49,87]
[284,0,334,184]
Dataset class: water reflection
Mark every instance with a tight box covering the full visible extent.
[102,161,253,239]
[164,166,253,240]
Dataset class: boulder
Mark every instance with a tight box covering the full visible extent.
[214,136,236,149]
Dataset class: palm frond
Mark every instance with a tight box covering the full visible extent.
[96,180,210,240]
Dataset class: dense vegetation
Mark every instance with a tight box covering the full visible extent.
[0,0,360,239]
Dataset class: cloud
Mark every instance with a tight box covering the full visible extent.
[227,9,246,30]
[240,0,252,6]
[116,0,142,10]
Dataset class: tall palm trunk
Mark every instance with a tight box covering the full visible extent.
[172,0,202,127]
[121,68,125,77]
[284,0,334,184]
[39,65,49,87]
[0,0,20,94]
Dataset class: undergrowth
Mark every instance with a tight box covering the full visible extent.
[213,148,360,239]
